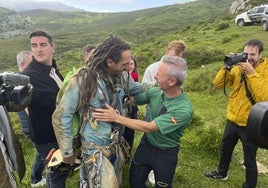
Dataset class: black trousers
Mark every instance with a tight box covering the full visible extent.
[34,141,68,188]
[124,105,139,151]
[218,120,258,188]
[130,135,178,188]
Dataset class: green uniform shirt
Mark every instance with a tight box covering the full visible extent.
[135,87,192,149]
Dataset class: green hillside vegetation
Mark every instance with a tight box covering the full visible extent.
[13,22,268,188]
[251,0,268,6]
[2,0,268,187]
[0,7,15,18]
[0,7,30,38]
[0,0,235,72]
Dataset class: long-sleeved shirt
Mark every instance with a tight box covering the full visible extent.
[213,57,268,126]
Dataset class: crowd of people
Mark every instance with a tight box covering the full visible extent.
[2,29,268,188]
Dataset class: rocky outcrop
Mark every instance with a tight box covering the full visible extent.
[229,0,251,14]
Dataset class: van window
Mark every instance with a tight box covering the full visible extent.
[248,8,258,14]
[257,7,265,13]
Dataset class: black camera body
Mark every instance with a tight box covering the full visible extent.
[0,72,32,181]
[224,52,248,67]
[0,72,32,112]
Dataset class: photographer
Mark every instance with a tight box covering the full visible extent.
[205,39,268,188]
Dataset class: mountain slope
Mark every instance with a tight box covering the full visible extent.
[0,0,82,12]
[0,0,236,71]
[18,0,234,43]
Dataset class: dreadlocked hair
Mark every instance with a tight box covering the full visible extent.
[77,34,131,116]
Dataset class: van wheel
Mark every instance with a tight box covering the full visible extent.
[237,19,244,27]
[262,22,268,31]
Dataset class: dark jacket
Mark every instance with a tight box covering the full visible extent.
[22,58,63,144]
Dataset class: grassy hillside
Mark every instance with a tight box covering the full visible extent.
[0,0,235,72]
[17,0,234,43]
[12,19,268,188]
[2,0,268,187]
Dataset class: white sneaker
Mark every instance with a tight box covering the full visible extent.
[148,170,155,185]
[31,176,46,187]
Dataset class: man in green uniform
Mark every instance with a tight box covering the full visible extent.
[92,55,193,187]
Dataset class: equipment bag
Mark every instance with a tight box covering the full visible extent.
[246,101,268,149]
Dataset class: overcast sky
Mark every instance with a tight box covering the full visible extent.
[32,0,189,12]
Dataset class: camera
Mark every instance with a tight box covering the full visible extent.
[0,72,33,182]
[247,101,268,149]
[0,72,32,112]
[224,52,248,67]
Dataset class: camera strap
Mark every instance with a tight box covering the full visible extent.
[223,71,255,105]
[241,73,256,105]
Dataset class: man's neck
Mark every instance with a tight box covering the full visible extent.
[164,87,182,98]
[41,60,52,66]
[33,57,53,66]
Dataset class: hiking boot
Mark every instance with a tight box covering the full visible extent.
[205,170,228,180]
[31,176,46,187]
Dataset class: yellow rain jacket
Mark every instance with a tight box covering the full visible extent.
[214,57,268,126]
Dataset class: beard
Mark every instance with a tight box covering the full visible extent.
[248,58,258,68]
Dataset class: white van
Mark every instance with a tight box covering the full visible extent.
[235,5,268,27]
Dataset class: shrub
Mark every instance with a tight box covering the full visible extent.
[187,112,205,129]
[183,62,221,95]
[222,36,232,44]
[215,22,230,31]
[184,49,225,69]
[183,111,223,153]
[182,124,223,153]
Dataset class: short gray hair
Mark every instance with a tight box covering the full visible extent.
[16,51,32,68]
[161,55,188,86]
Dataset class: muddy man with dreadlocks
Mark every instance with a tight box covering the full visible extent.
[52,35,149,188]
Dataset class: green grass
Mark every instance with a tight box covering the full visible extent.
[3,0,268,187]
[12,105,268,188]
[11,64,268,187]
